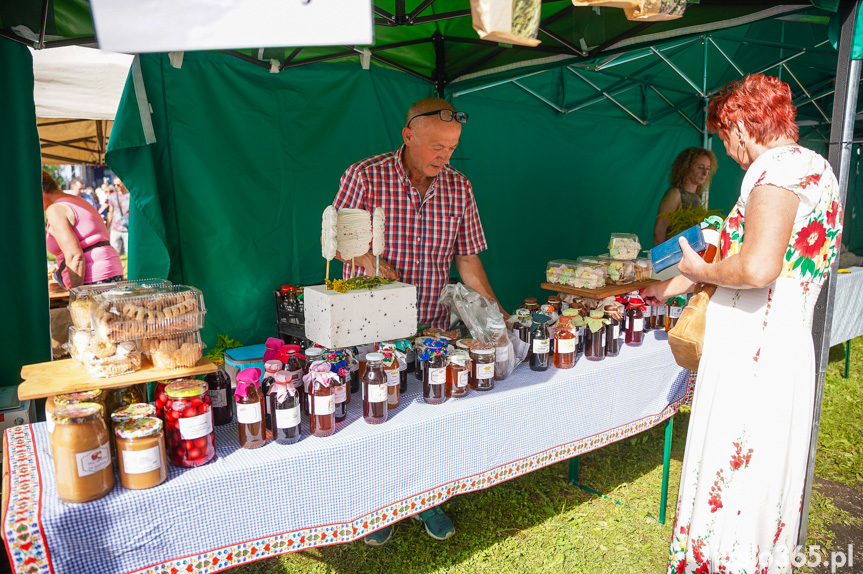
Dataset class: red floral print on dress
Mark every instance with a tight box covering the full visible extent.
[798,173,822,188]
[730,441,753,470]
[773,520,786,544]
[792,220,827,259]
[826,200,840,228]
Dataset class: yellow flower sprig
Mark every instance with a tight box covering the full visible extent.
[326,276,394,293]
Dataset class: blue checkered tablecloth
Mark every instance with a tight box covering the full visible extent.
[5,330,688,574]
[830,267,863,346]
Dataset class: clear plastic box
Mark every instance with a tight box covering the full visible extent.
[546,260,606,289]
[65,327,143,377]
[68,279,172,329]
[137,331,205,370]
[90,285,206,342]
[597,255,635,284]
[608,233,641,260]
[634,258,652,281]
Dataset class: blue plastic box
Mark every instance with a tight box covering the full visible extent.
[649,225,706,273]
[224,344,267,388]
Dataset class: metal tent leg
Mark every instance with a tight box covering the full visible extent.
[845,340,851,379]
[659,416,674,525]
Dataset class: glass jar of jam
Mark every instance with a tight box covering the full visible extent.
[379,343,401,410]
[553,316,577,369]
[234,368,267,448]
[306,361,337,436]
[650,302,666,330]
[110,403,156,465]
[49,389,104,454]
[105,385,145,422]
[363,352,388,424]
[469,346,495,391]
[270,371,301,444]
[115,416,166,490]
[153,381,169,420]
[414,338,427,382]
[204,369,233,426]
[332,368,348,423]
[584,325,605,361]
[524,297,539,312]
[301,347,322,414]
[420,339,447,404]
[513,309,531,346]
[164,379,215,467]
[529,320,551,371]
[52,402,113,503]
[666,297,684,331]
[446,350,470,398]
[604,304,623,358]
[625,296,647,347]
[547,295,562,315]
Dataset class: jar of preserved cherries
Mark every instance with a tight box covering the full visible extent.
[153,381,169,420]
[164,379,215,467]
[446,350,470,398]
[469,346,496,391]
[204,369,233,426]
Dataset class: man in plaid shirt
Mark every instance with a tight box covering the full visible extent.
[332,98,507,545]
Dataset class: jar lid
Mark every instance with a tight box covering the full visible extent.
[448,350,470,365]
[439,330,459,341]
[562,308,580,317]
[471,345,495,355]
[366,352,384,362]
[111,403,156,423]
[165,379,207,398]
[264,360,284,371]
[274,370,293,384]
[116,416,163,439]
[548,296,561,303]
[422,328,442,336]
[305,347,323,357]
[516,308,530,318]
[456,338,475,349]
[53,402,103,425]
[488,320,505,330]
[54,389,103,405]
[524,298,538,304]
[540,304,556,314]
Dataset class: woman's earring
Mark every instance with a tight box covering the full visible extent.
[738,138,745,149]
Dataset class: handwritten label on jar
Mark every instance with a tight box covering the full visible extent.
[367,383,387,403]
[557,338,576,354]
[334,385,347,403]
[669,306,683,319]
[121,445,163,475]
[236,402,262,424]
[178,412,213,440]
[533,339,550,354]
[206,389,227,408]
[75,442,111,477]
[476,364,494,380]
[495,346,509,362]
[276,405,300,428]
[457,371,469,388]
[313,395,335,415]
[430,368,446,384]
[385,369,400,387]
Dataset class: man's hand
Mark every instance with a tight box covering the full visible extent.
[356,252,399,280]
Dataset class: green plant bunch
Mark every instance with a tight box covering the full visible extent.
[205,334,243,366]
[658,205,725,237]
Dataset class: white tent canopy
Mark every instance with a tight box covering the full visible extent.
[31,46,133,164]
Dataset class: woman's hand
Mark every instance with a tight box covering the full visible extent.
[677,237,707,283]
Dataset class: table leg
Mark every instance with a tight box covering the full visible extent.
[568,456,579,485]
[659,416,674,525]
[845,341,851,379]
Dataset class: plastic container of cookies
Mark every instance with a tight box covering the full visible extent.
[68,279,172,329]
[65,327,143,377]
[634,257,652,281]
[137,331,205,370]
[90,285,206,342]
[608,233,641,260]
[546,260,606,290]
[597,255,635,284]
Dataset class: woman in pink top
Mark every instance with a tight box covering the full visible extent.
[43,171,123,288]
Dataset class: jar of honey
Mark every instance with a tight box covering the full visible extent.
[469,346,495,391]
[52,403,113,503]
[115,416,166,490]
[446,350,470,398]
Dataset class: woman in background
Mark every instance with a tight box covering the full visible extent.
[654,147,718,245]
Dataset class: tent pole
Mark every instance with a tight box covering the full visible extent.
[433,32,446,97]
[799,0,861,548]
[37,0,50,50]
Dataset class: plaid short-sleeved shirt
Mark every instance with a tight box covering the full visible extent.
[333,146,487,328]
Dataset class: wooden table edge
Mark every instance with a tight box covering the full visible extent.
[540,279,658,299]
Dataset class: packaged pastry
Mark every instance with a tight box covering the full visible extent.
[68,279,172,329]
[597,255,635,284]
[65,327,142,377]
[546,260,606,290]
[137,331,204,370]
[52,403,114,503]
[634,257,652,281]
[608,233,641,260]
[115,417,166,490]
[90,285,206,342]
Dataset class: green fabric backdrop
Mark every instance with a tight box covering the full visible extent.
[104,51,771,347]
[0,38,51,385]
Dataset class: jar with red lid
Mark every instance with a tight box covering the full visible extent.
[164,379,215,467]
[625,296,647,347]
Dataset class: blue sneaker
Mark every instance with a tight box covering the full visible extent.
[413,506,455,541]
[363,525,393,547]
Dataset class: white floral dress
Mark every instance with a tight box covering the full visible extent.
[667,145,844,574]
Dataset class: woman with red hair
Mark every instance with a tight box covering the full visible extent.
[644,74,844,573]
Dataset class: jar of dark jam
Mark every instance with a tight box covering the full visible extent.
[363,353,388,424]
[469,346,495,391]
[529,320,551,371]
[204,369,232,426]
[270,371,301,445]
[524,297,539,313]
[553,316,577,369]
[547,295,562,315]
[513,309,531,346]
[421,339,448,405]
[604,304,623,358]
[584,325,605,361]
[625,296,647,347]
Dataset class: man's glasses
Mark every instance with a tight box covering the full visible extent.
[406,109,468,128]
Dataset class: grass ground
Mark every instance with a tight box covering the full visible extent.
[225,339,863,574]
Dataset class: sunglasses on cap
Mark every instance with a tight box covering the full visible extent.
[406,109,468,128]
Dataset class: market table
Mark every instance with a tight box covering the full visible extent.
[3,331,688,574]
[829,267,863,377]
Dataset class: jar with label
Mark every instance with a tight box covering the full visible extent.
[302,347,323,411]
[323,349,351,410]
[261,359,283,428]
[604,304,623,358]
[584,310,609,361]
[115,416,166,490]
[402,339,416,374]
[306,361,337,436]
[553,316,577,369]
[469,346,496,391]
[110,403,156,466]
[105,385,144,426]
[489,319,510,381]
[378,342,401,409]
[48,389,104,455]
[414,338,427,382]
[625,296,647,347]
[666,296,684,331]
[446,350,470,398]
[332,367,348,423]
[513,309,531,345]
[420,338,448,404]
[524,297,539,312]
[164,379,215,467]
[348,351,361,394]
[234,368,267,448]
[282,347,306,413]
[153,381,168,420]
[270,371,301,444]
[52,403,114,503]
[204,369,233,426]
[650,302,667,330]
[529,319,551,371]
[363,352,388,424]
[392,340,411,392]
[547,295,562,315]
